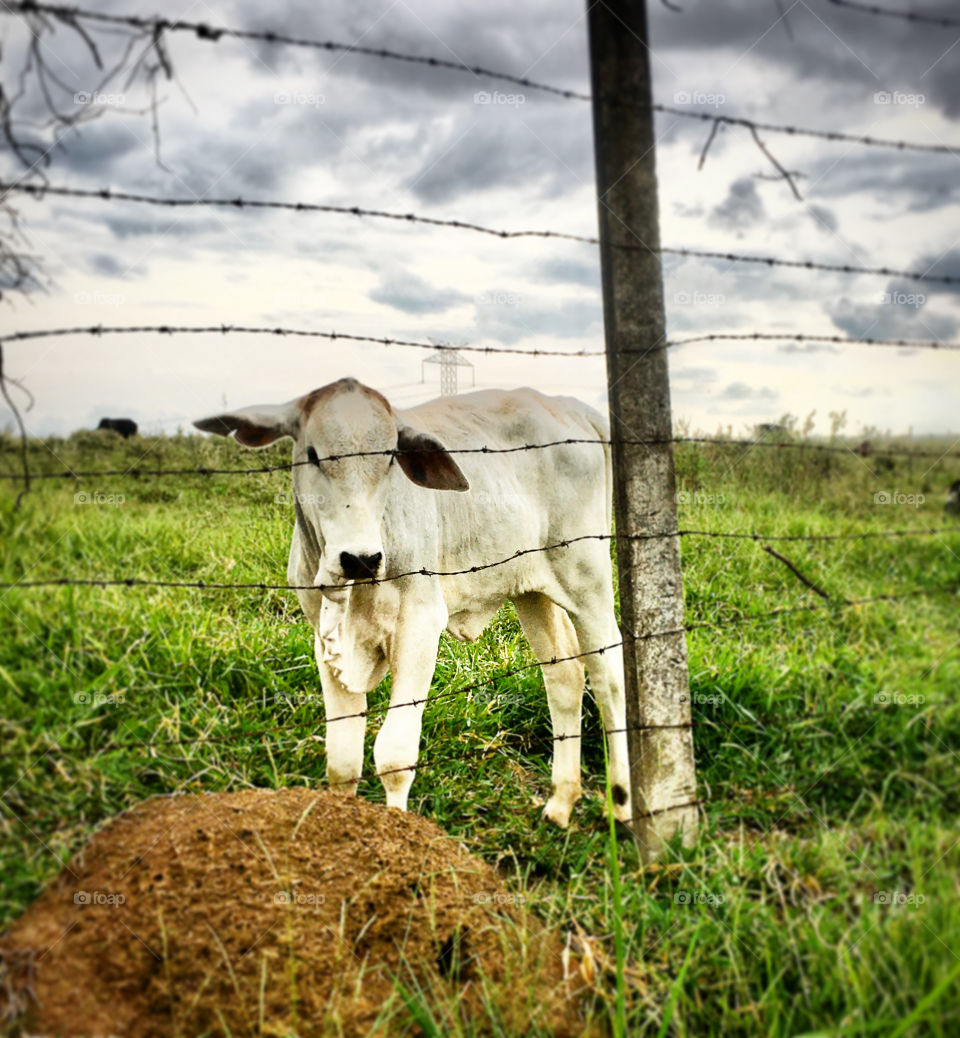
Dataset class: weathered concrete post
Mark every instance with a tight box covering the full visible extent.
[586,0,699,859]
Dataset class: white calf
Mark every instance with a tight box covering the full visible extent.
[196,378,629,826]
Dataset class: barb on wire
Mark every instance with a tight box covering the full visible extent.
[0,344,31,509]
[762,545,838,601]
[826,0,960,29]
[7,182,960,289]
[4,3,958,156]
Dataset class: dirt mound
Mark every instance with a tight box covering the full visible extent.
[0,789,584,1037]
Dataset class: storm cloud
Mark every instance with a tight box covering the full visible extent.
[1,0,957,436]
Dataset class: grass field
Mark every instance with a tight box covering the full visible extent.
[1,426,959,1036]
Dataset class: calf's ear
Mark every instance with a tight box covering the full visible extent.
[395,424,470,492]
[194,402,300,448]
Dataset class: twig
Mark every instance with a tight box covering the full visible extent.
[0,344,31,508]
[748,124,803,201]
[697,118,722,170]
[763,545,839,602]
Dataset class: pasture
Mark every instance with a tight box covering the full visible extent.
[1,427,959,1035]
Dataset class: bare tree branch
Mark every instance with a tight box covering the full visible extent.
[748,124,803,201]
[0,4,181,301]
[0,343,32,509]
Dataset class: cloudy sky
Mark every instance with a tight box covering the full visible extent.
[2,0,959,439]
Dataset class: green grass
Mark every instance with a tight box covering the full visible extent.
[1,427,959,1035]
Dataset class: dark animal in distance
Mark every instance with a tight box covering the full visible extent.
[946,480,960,516]
[97,418,138,438]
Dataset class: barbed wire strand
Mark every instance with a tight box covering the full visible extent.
[0,323,604,358]
[6,183,960,289]
[1,519,958,595]
[826,0,960,29]
[4,3,959,155]
[1,325,957,362]
[668,331,959,350]
[3,433,959,482]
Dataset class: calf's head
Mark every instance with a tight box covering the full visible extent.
[195,378,469,590]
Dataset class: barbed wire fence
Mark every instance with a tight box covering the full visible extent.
[0,0,958,852]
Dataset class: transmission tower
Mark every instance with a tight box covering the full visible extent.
[421,341,475,396]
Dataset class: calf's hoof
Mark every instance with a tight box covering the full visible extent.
[610,783,632,824]
[327,774,359,797]
[542,783,580,828]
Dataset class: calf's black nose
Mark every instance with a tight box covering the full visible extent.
[339,551,383,580]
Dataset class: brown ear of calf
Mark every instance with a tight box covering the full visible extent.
[396,427,470,492]
[193,415,286,448]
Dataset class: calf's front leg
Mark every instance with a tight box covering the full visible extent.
[374,621,442,811]
[316,635,367,796]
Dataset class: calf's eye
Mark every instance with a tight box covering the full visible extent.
[306,446,319,466]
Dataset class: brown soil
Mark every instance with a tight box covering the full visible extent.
[0,789,586,1037]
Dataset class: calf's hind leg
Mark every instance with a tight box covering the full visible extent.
[548,545,631,823]
[514,592,585,828]
[566,611,631,824]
